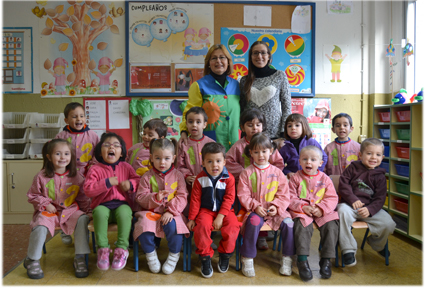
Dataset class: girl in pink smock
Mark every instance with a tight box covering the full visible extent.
[237,133,295,278]
[25,139,91,279]
[133,138,189,275]
[91,57,116,94]
[48,57,68,95]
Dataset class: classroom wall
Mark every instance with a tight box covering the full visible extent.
[3,1,405,144]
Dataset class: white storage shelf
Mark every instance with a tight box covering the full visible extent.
[29,113,65,128]
[3,128,29,144]
[29,128,61,143]
[3,143,29,159]
[3,112,34,128]
[29,143,44,160]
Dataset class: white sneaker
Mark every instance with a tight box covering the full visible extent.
[279,255,292,276]
[146,250,161,273]
[61,231,73,245]
[257,237,268,250]
[162,252,180,275]
[241,256,255,277]
[266,231,276,241]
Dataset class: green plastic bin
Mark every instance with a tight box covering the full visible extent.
[396,129,410,140]
[394,182,409,195]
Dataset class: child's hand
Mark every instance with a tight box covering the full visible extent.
[255,206,267,217]
[45,204,57,214]
[352,200,364,210]
[357,207,370,218]
[186,176,196,185]
[156,190,169,202]
[287,172,295,180]
[119,180,131,192]
[187,220,196,231]
[160,212,174,226]
[180,132,188,145]
[267,205,277,216]
[213,214,224,230]
[274,138,285,150]
[311,206,323,218]
[109,177,118,186]
[302,205,314,216]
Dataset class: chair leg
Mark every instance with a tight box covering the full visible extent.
[235,235,240,271]
[183,235,187,272]
[272,231,277,251]
[43,243,46,254]
[85,254,89,267]
[92,231,96,253]
[188,232,192,272]
[384,240,389,266]
[361,228,369,250]
[334,242,339,267]
[133,238,139,272]
[277,231,282,252]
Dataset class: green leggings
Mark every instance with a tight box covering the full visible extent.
[93,204,132,249]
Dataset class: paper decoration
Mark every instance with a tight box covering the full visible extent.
[291,6,311,34]
[324,44,349,83]
[243,6,272,27]
[403,39,414,66]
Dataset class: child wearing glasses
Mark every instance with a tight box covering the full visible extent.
[84,132,140,271]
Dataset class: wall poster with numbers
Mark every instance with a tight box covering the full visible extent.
[2,27,33,93]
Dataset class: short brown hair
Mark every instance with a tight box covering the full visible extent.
[201,142,226,160]
[186,106,208,122]
[360,138,384,153]
[283,113,312,140]
[42,139,77,178]
[64,102,84,118]
[143,118,168,138]
[244,132,276,158]
[203,44,233,76]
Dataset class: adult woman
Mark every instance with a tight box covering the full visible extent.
[179,44,240,151]
[240,41,291,148]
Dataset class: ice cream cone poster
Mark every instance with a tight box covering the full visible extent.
[323,44,349,83]
[37,1,125,97]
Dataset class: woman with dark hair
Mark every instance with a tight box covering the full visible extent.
[240,41,291,149]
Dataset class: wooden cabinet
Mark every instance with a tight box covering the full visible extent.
[3,160,43,224]
[373,102,422,243]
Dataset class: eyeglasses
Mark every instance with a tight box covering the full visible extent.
[252,51,268,56]
[102,143,122,148]
[210,56,228,62]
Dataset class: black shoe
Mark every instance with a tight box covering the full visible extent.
[218,253,231,273]
[378,248,390,258]
[319,258,332,279]
[297,260,313,281]
[343,253,356,267]
[200,256,213,278]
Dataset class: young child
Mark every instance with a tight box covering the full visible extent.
[127,118,167,177]
[324,113,360,176]
[337,138,396,267]
[55,102,99,244]
[84,132,140,271]
[288,145,339,281]
[187,142,241,278]
[237,133,295,277]
[25,139,91,279]
[279,113,327,179]
[226,108,285,250]
[133,138,189,275]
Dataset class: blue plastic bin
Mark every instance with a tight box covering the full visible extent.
[384,145,389,157]
[379,161,390,173]
[395,164,409,177]
[379,129,390,139]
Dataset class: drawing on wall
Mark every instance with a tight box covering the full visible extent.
[2,27,33,93]
[37,1,125,97]
[327,1,353,14]
[386,39,396,95]
[324,45,348,83]
[403,39,414,66]
[174,64,203,92]
[129,64,171,92]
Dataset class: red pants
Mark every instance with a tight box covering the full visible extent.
[193,208,241,257]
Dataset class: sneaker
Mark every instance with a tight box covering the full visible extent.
[97,248,112,270]
[24,258,44,279]
[211,242,218,250]
[74,256,89,278]
[343,253,356,267]
[111,248,129,271]
[279,255,292,276]
[61,231,73,245]
[257,237,268,250]
[200,256,213,278]
[146,250,161,273]
[218,253,231,273]
[266,231,276,241]
[162,252,180,275]
[241,256,255,277]
[378,248,390,258]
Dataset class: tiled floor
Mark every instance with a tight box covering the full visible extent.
[3,229,422,285]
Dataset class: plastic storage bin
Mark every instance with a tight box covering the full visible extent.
[393,215,408,232]
[378,112,390,122]
[3,143,29,159]
[3,128,29,144]
[379,129,390,139]
[29,143,44,159]
[396,129,410,141]
[379,160,390,173]
[29,128,61,143]
[396,110,411,122]
[394,199,408,214]
[395,147,410,159]
[29,113,65,128]
[395,163,409,177]
[3,112,32,128]
[394,182,409,195]
[384,145,390,157]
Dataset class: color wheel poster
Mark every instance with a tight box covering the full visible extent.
[221,27,313,97]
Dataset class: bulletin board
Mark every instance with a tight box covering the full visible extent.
[125,1,315,97]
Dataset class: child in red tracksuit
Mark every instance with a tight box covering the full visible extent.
[187,142,241,278]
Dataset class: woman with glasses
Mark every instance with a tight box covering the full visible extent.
[179,44,241,151]
[240,41,291,150]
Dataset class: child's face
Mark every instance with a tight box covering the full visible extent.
[250,145,272,166]
[101,137,123,164]
[150,148,176,172]
[54,66,64,75]
[286,121,303,139]
[299,149,323,175]
[202,153,226,177]
[315,108,328,119]
[99,65,109,74]
[241,118,263,141]
[142,127,161,147]
[65,107,86,131]
[359,145,384,169]
[186,112,207,139]
[47,143,71,173]
[332,117,353,141]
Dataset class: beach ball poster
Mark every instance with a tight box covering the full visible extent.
[227,33,249,56]
[284,35,305,58]
[285,64,305,87]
